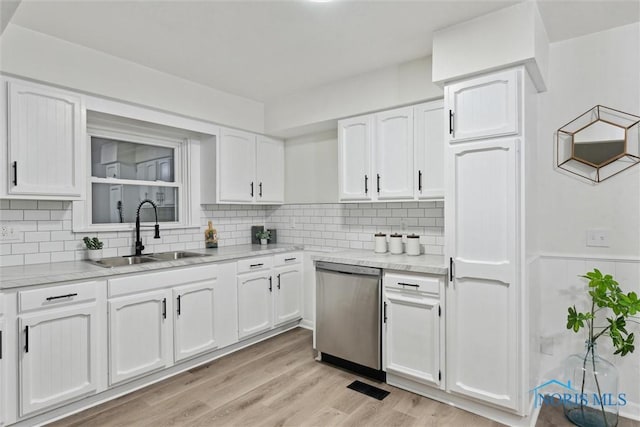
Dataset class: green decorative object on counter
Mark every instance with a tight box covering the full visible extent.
[255,229,271,245]
[563,269,640,427]
[83,236,104,261]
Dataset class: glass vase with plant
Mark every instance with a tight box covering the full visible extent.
[564,269,640,427]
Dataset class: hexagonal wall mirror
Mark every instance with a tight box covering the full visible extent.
[557,105,640,182]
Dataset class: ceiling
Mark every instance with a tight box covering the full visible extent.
[6,0,640,103]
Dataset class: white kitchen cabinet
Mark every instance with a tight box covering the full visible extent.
[173,280,218,362]
[273,265,302,327]
[414,100,445,199]
[445,138,519,410]
[108,290,172,385]
[375,106,414,200]
[446,69,519,143]
[19,303,98,415]
[7,80,85,199]
[105,163,120,179]
[338,115,373,201]
[218,128,257,203]
[256,136,284,204]
[237,271,273,339]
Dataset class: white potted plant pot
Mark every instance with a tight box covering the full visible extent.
[87,249,103,261]
[260,238,268,245]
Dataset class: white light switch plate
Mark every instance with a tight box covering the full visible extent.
[586,229,609,247]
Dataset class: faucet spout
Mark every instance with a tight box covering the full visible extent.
[135,199,160,256]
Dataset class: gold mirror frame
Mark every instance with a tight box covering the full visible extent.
[557,105,640,183]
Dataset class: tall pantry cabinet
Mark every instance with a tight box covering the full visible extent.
[444,66,538,416]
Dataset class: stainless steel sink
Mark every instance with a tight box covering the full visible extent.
[91,256,158,268]
[149,251,208,261]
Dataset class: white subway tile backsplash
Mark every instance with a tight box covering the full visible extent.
[12,243,39,254]
[10,200,37,209]
[24,210,50,221]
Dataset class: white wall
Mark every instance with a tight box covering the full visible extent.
[0,24,265,133]
[537,22,640,258]
[285,131,338,204]
[265,56,443,137]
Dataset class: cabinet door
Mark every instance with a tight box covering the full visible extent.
[338,116,373,201]
[19,304,98,415]
[445,138,519,410]
[375,107,414,200]
[0,318,5,425]
[173,280,218,362]
[384,289,440,388]
[414,100,445,199]
[237,271,272,339]
[218,128,256,203]
[256,136,284,204]
[105,163,120,179]
[109,290,171,385]
[7,81,84,198]
[273,266,302,327]
[446,69,519,143]
[156,158,172,182]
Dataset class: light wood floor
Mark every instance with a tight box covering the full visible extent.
[50,328,638,427]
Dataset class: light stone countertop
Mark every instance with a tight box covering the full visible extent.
[0,244,303,289]
[311,250,447,275]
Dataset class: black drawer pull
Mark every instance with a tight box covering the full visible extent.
[250,263,264,268]
[383,302,388,323]
[162,298,167,319]
[449,110,454,135]
[269,276,273,292]
[259,182,263,197]
[284,257,296,262]
[177,295,181,316]
[277,274,281,289]
[418,170,422,192]
[12,161,17,186]
[376,174,381,193]
[46,293,78,301]
[398,282,419,288]
[364,174,368,194]
[24,326,29,353]
[250,182,254,197]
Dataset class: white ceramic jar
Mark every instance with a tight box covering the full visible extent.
[406,234,421,256]
[374,233,387,253]
[389,233,403,255]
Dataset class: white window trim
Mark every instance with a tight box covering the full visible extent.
[73,123,200,232]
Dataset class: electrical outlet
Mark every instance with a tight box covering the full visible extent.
[0,223,20,242]
[586,229,609,247]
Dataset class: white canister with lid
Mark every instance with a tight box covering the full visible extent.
[389,233,403,254]
[406,234,421,256]
[374,233,387,253]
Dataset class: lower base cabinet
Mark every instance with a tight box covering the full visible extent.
[237,270,273,339]
[273,264,303,327]
[383,272,444,389]
[173,280,218,362]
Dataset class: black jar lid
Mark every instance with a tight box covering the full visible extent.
[406,234,419,239]
[390,233,402,238]
[375,232,387,237]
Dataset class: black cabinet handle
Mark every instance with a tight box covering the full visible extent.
[449,110,454,135]
[398,282,419,288]
[383,302,387,323]
[12,161,17,186]
[376,174,380,193]
[250,182,254,197]
[277,274,281,290]
[259,182,263,197]
[177,295,181,316]
[418,170,422,192]
[24,326,29,353]
[364,175,368,194]
[46,293,78,301]
[284,257,296,262]
[449,257,454,282]
[269,276,272,292]
[162,298,167,319]
[250,263,264,268]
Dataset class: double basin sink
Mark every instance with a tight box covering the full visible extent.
[90,251,210,268]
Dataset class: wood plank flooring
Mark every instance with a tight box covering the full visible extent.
[49,328,638,427]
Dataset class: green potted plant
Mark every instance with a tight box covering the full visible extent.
[564,269,640,427]
[255,230,271,245]
[83,236,104,261]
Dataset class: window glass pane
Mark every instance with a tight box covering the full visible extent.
[91,137,174,182]
[92,183,178,224]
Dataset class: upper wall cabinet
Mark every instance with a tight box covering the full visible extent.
[7,81,85,199]
[446,69,519,143]
[338,101,443,203]
[210,128,284,205]
[338,116,373,201]
[375,107,414,200]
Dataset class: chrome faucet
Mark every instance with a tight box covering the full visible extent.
[135,199,160,256]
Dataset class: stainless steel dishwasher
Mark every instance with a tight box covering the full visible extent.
[315,262,384,380]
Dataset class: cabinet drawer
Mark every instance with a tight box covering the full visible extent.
[273,252,302,267]
[384,272,441,295]
[237,256,272,274]
[19,281,97,313]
